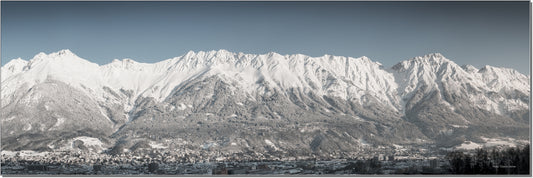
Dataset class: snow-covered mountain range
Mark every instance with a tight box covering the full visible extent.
[1,49,529,155]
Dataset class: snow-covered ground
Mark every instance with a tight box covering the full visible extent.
[455,137,527,150]
[264,139,279,151]
[149,142,168,149]
[456,141,483,150]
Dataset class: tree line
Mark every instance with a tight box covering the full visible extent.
[446,144,529,174]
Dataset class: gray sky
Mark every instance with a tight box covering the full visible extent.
[1,1,530,74]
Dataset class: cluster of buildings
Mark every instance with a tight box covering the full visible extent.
[1,144,453,175]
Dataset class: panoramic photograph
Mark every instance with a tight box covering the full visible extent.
[0,1,530,176]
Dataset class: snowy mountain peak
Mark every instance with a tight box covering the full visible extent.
[210,49,235,59]
[4,57,27,66]
[357,56,374,64]
[479,65,508,73]
[32,52,48,60]
[428,52,444,58]
[214,49,233,55]
[56,49,74,56]
[182,50,235,62]
[3,58,27,71]
[122,58,136,63]
[2,58,28,79]
[461,64,479,73]
[478,65,527,78]
[184,50,196,57]
[477,65,529,92]
[391,53,454,73]
[479,65,493,72]
[410,53,450,64]
[29,49,82,63]
[35,49,76,59]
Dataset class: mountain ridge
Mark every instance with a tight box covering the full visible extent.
[4,49,526,111]
[1,49,529,154]
[4,49,528,79]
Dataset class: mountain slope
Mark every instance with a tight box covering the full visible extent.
[1,49,529,155]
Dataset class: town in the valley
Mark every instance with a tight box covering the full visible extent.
[1,142,526,175]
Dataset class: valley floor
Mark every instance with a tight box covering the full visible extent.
[2,158,451,175]
[2,144,529,175]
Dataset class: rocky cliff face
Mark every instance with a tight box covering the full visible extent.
[1,49,529,155]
